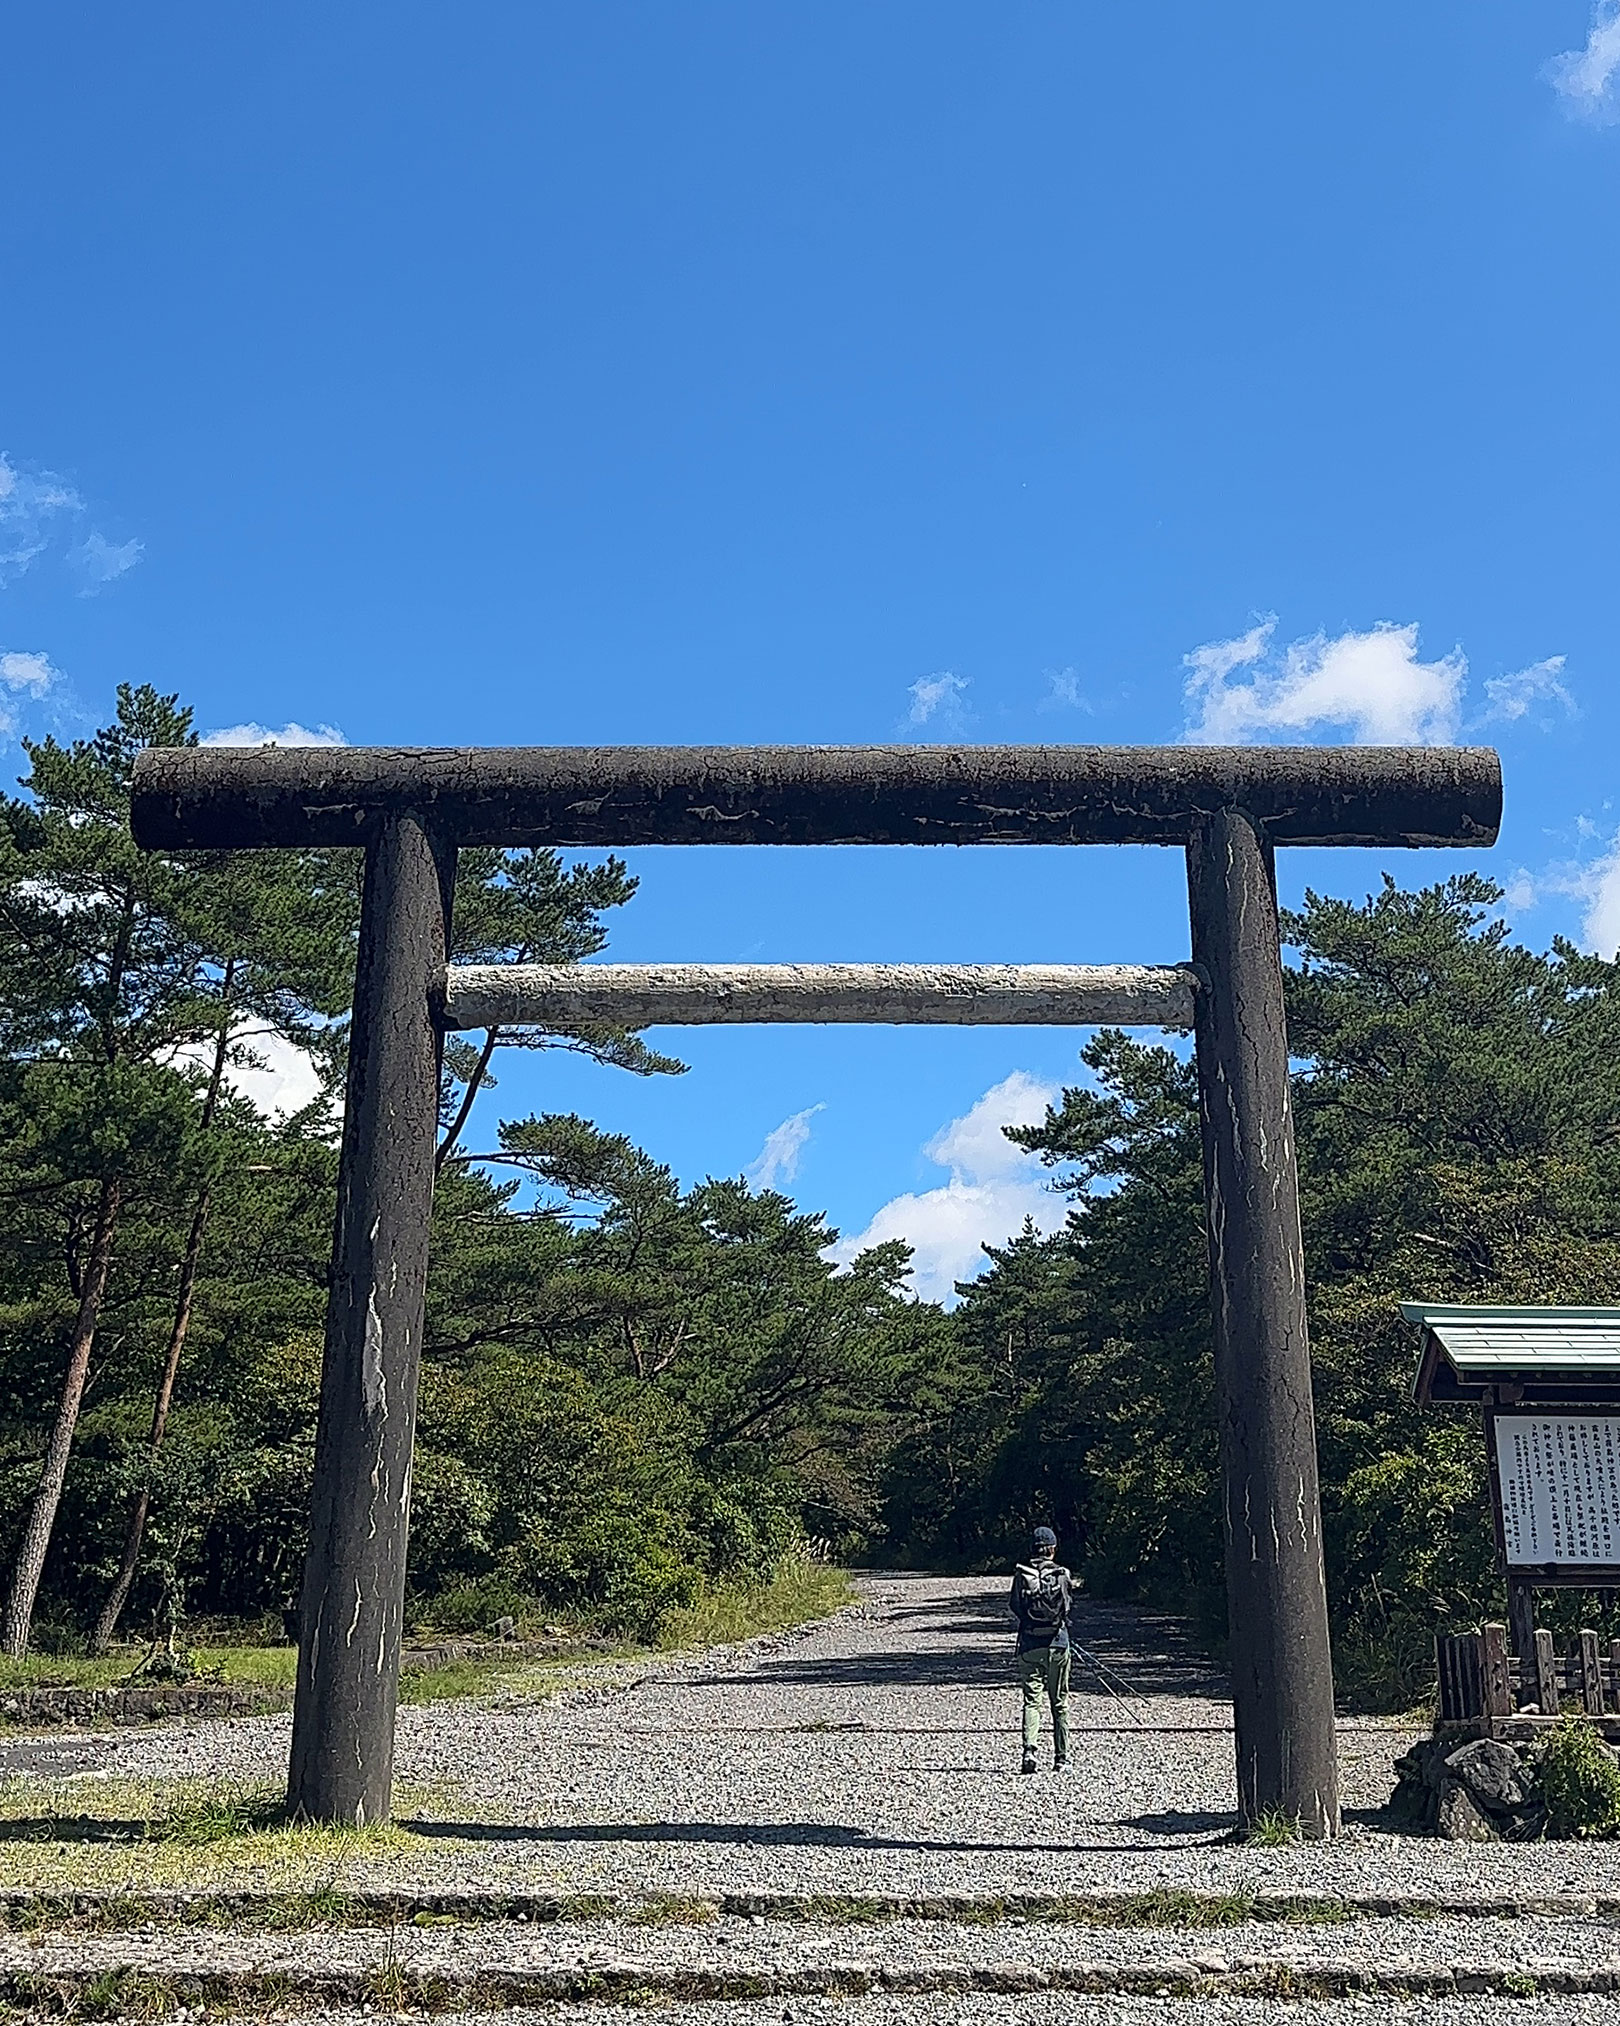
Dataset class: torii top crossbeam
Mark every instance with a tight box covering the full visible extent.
[130,742,1501,850]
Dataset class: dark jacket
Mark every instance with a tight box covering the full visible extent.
[1009,1559,1073,1652]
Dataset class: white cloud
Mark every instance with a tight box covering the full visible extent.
[1038,668,1091,714]
[1479,656,1576,727]
[0,648,63,739]
[748,1103,824,1190]
[1500,868,1539,913]
[0,454,80,586]
[1580,843,1620,956]
[0,451,138,592]
[71,530,144,594]
[834,1070,1065,1304]
[170,1025,329,1121]
[1551,3,1620,121]
[1183,619,1466,746]
[201,721,348,748]
[906,671,972,731]
[1513,832,1620,953]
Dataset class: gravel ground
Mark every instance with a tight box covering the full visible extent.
[3,1912,1619,1981]
[273,2003,1620,2026]
[28,1571,1620,1902]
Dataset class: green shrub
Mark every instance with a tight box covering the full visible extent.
[422,1575,534,1636]
[1538,1719,1620,1839]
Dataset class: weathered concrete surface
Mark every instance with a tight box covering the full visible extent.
[442,961,1198,1032]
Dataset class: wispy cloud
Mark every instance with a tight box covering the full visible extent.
[201,721,348,748]
[834,1070,1065,1304]
[1551,3,1620,121]
[1038,667,1092,714]
[0,649,63,740]
[70,530,144,595]
[0,451,140,593]
[905,670,972,732]
[1183,619,1466,745]
[747,1103,824,1190]
[1479,656,1576,727]
[0,455,80,587]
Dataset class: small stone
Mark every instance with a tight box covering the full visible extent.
[1436,1776,1499,1841]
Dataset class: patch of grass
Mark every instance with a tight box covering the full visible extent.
[656,1560,854,1651]
[194,1645,297,1690]
[1243,1809,1301,1847]
[0,1775,418,1894]
[0,1644,297,1698]
[624,1893,722,1925]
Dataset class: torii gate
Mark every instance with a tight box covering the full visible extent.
[131,742,1501,1837]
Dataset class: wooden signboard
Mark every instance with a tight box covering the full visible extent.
[1487,1409,1620,1584]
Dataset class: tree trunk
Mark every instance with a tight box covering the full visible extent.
[90,992,236,1654]
[2,1173,122,1659]
[89,1185,210,1653]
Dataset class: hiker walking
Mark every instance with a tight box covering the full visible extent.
[1009,1525,1072,1774]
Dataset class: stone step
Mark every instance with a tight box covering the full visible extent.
[5,1886,1620,1928]
[1,1913,1617,2006]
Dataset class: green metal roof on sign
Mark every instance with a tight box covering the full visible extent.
[1402,1303,1620,1404]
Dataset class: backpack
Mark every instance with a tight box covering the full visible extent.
[1017,1561,1066,1632]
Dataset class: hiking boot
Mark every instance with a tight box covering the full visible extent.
[1020,1747,1038,1774]
[1053,1755,1069,1772]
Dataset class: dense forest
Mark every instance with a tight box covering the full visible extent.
[3,690,1618,1702]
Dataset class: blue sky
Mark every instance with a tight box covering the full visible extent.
[4,4,1619,1299]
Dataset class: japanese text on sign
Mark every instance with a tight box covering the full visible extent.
[1493,1415,1620,1568]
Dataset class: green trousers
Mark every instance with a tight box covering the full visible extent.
[1019,1643,1071,1758]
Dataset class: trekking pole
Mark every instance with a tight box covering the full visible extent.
[1070,1639,1155,1728]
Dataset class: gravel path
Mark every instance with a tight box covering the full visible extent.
[30,1570,1620,1901]
[5,1911,1620,1981]
[253,2004,1620,2026]
[8,1572,1620,2018]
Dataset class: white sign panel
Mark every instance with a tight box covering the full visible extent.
[1493,1415,1620,1567]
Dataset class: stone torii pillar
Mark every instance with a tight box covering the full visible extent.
[131,742,1501,1833]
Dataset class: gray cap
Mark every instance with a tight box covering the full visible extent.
[1033,1526,1057,1549]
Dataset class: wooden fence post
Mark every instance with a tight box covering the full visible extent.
[287,813,453,1825]
[1533,1629,1561,1716]
[1480,1623,1511,1720]
[1578,1630,1605,1716]
[1186,809,1340,1838]
[1506,1579,1536,1670]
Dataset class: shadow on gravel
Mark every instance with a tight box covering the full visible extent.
[734,1590,1227,1706]
[0,1816,149,1843]
[1123,1809,1237,1836]
[400,1820,1231,1853]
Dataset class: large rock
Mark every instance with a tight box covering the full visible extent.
[1435,1776,1500,1841]
[1444,1738,1527,1811]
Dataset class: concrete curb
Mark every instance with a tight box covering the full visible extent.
[1,1957,1616,2011]
[2,1886,1620,1929]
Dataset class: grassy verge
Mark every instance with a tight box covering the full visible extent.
[656,1560,854,1651]
[0,1563,857,1893]
[0,1775,426,1893]
[0,1647,298,1697]
[3,1561,853,1704]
